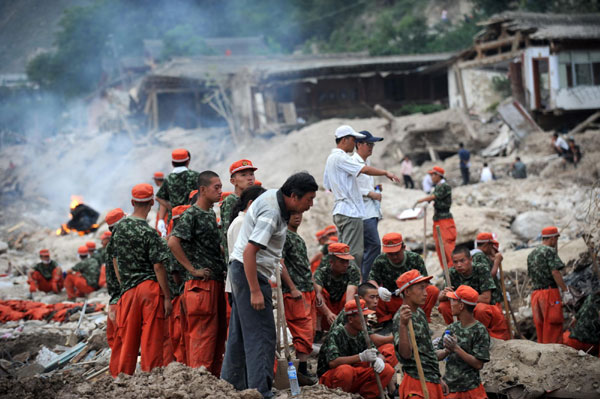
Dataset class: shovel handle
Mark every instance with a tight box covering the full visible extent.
[354,295,385,399]
[408,319,430,399]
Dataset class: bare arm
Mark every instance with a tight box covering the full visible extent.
[112,257,121,283]
[552,270,568,291]
[360,165,400,183]
[329,354,361,369]
[397,305,413,359]
[345,285,358,304]
[314,282,334,317]
[478,290,491,304]
[371,333,393,346]
[167,236,206,278]
[417,194,436,203]
[454,346,484,369]
[153,262,172,317]
[280,260,301,299]
[491,253,502,277]
[243,242,265,310]
[156,198,172,220]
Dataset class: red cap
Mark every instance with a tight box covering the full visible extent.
[255,180,262,186]
[382,232,404,253]
[328,242,354,260]
[106,208,125,227]
[229,159,257,175]
[172,205,191,220]
[39,249,50,256]
[396,269,433,293]
[172,149,189,162]
[132,183,154,202]
[77,246,89,255]
[476,232,493,243]
[85,241,96,250]
[153,171,164,180]
[492,240,499,250]
[446,285,479,306]
[189,189,198,200]
[324,225,337,235]
[327,236,339,244]
[428,166,445,176]
[541,226,560,238]
[101,231,112,240]
[315,230,326,240]
[344,299,375,316]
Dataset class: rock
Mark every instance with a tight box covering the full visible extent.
[511,211,554,240]
[0,241,7,254]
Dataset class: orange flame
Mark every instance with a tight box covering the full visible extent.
[70,195,84,210]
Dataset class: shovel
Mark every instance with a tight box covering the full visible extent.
[273,264,298,390]
[66,299,87,346]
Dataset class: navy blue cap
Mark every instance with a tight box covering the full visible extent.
[357,130,383,143]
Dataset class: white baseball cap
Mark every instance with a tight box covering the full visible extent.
[335,125,366,139]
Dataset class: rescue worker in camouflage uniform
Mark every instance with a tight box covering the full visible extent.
[439,246,510,340]
[309,229,328,273]
[317,299,395,399]
[562,291,600,355]
[368,232,440,323]
[416,166,456,268]
[109,183,172,377]
[87,241,106,288]
[28,249,63,294]
[168,171,227,376]
[394,269,446,398]
[156,148,200,237]
[280,212,318,385]
[64,245,100,300]
[472,232,503,305]
[103,208,125,353]
[437,285,490,398]
[527,226,572,344]
[220,159,257,261]
[314,242,361,332]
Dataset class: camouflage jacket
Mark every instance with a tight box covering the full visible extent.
[72,257,100,289]
[321,244,329,255]
[393,308,441,383]
[570,293,600,344]
[165,251,185,297]
[171,204,227,282]
[369,251,427,292]
[104,237,121,305]
[156,169,200,208]
[112,216,169,295]
[91,248,105,266]
[313,259,361,303]
[316,323,371,377]
[527,245,564,290]
[433,182,453,221]
[33,260,59,281]
[471,251,502,305]
[437,321,490,392]
[331,309,375,333]
[220,193,239,262]
[281,230,313,293]
[449,263,496,301]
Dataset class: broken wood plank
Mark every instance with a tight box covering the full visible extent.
[86,365,109,380]
[7,222,25,233]
[454,66,468,110]
[458,50,522,69]
[568,110,600,136]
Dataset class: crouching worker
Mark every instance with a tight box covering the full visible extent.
[317,299,395,399]
[438,285,490,398]
[28,249,63,294]
[394,270,446,398]
[65,246,100,300]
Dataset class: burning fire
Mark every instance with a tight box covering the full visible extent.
[55,195,100,236]
[70,195,84,210]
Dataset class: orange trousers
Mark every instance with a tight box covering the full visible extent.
[378,343,398,367]
[319,289,345,332]
[433,218,456,268]
[64,273,95,300]
[376,285,440,323]
[106,304,117,350]
[109,280,168,377]
[562,330,598,355]
[320,363,395,399]
[439,302,510,340]
[98,265,106,288]
[284,291,316,355]
[444,384,487,398]
[399,374,444,399]
[531,288,563,344]
[183,279,227,376]
[169,295,187,364]
[28,270,63,293]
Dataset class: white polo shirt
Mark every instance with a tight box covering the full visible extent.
[323,148,365,218]
[352,152,381,220]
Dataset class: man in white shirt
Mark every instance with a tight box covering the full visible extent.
[480,162,494,183]
[323,125,400,271]
[352,131,384,281]
[551,133,569,155]
[422,173,434,193]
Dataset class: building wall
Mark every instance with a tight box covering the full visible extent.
[448,67,507,113]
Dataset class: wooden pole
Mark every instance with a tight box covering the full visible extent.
[408,319,430,399]
[275,264,291,360]
[354,295,385,399]
[422,207,427,260]
[435,225,452,287]
[497,261,513,339]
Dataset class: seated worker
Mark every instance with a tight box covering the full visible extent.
[317,299,395,399]
[28,249,63,294]
[368,233,439,323]
[562,291,600,355]
[309,229,328,273]
[394,270,446,399]
[439,246,510,340]
[64,245,101,300]
[87,240,106,288]
[471,232,504,307]
[437,285,490,398]
[563,137,582,167]
[313,243,360,332]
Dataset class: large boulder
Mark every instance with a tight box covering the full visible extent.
[511,211,554,240]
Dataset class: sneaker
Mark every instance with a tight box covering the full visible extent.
[297,370,318,386]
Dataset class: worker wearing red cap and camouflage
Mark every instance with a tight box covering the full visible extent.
[64,246,100,300]
[527,226,571,344]
[472,232,503,305]
[87,241,107,288]
[220,159,257,261]
[562,291,600,355]
[368,232,440,323]
[394,270,445,399]
[155,149,200,237]
[168,171,227,376]
[416,166,456,267]
[317,299,395,399]
[437,285,490,398]
[314,243,361,332]
[28,249,63,294]
[103,209,125,352]
[109,184,172,377]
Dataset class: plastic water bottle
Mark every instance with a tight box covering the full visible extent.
[288,362,301,396]
[443,329,452,361]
